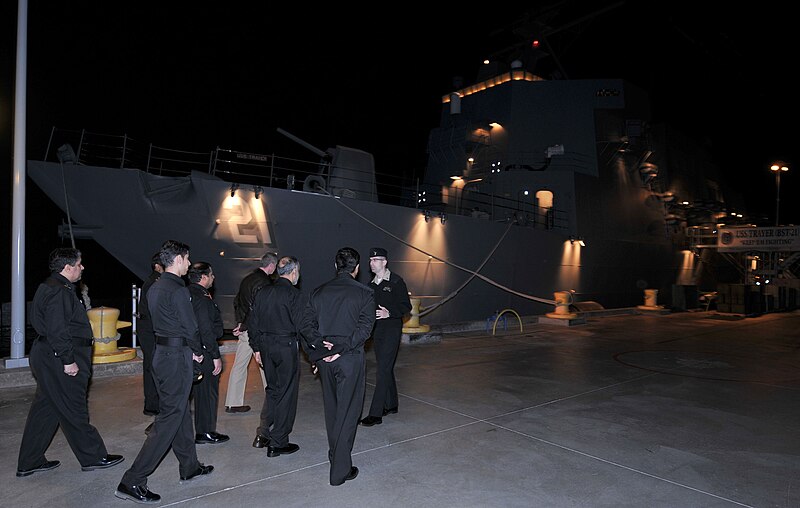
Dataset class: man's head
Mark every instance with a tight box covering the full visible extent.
[369,247,388,275]
[260,251,278,275]
[335,247,360,277]
[187,262,215,289]
[49,248,84,283]
[276,256,300,286]
[150,252,164,274]
[159,240,191,276]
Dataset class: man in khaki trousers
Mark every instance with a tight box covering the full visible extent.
[224,252,276,436]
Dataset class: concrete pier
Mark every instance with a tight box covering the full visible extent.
[2,310,799,507]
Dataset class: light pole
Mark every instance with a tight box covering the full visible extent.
[770,161,789,226]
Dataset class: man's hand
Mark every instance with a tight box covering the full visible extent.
[192,353,204,364]
[212,358,223,376]
[63,362,78,376]
[232,323,242,337]
[322,353,341,363]
[311,363,318,375]
[254,351,263,368]
[376,305,389,319]
[323,340,334,350]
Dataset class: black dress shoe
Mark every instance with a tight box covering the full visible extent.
[142,409,159,416]
[81,454,124,471]
[115,483,161,503]
[382,407,398,416]
[144,422,154,435]
[359,415,382,426]
[331,466,359,486]
[266,443,299,457]
[180,464,214,481]
[252,434,269,448]
[195,432,230,444]
[225,405,251,413]
[16,460,60,477]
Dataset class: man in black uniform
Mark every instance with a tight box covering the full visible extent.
[247,255,322,457]
[187,262,229,445]
[17,248,124,477]
[307,247,375,486]
[138,252,163,417]
[360,247,412,427]
[116,240,213,504]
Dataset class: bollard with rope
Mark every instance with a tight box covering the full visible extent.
[545,291,579,319]
[87,306,137,364]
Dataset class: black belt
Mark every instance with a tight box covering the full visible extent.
[38,335,93,347]
[156,336,187,347]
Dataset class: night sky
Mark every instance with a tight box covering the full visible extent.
[1,2,796,303]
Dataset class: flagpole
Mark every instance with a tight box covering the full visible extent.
[7,0,29,368]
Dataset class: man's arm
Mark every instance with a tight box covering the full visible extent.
[43,287,77,366]
[192,295,220,359]
[350,290,376,349]
[175,287,203,356]
[245,290,266,352]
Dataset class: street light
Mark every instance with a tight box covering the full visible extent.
[770,161,789,226]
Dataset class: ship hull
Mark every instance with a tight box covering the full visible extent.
[28,160,682,327]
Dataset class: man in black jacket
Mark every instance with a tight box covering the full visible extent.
[225,252,276,432]
[187,262,229,445]
[138,252,163,417]
[17,248,124,478]
[307,247,375,486]
[247,255,322,457]
[116,240,213,504]
[360,247,412,427]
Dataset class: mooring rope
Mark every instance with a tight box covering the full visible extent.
[312,187,557,315]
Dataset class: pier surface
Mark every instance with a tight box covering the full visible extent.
[3,310,798,507]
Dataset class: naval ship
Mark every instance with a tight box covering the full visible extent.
[27,48,735,329]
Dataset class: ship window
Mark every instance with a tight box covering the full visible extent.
[536,190,555,229]
[535,190,553,208]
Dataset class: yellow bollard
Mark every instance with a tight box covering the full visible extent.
[402,297,430,333]
[545,291,578,319]
[637,289,664,310]
[87,306,137,364]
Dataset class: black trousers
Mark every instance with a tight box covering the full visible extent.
[18,339,108,470]
[120,344,200,487]
[367,320,402,417]
[138,323,159,414]
[191,354,219,434]
[258,339,299,447]
[318,349,365,485]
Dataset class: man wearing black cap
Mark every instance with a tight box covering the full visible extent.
[359,247,411,427]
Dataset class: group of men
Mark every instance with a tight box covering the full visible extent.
[16,241,412,503]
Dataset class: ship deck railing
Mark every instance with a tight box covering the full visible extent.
[42,126,570,231]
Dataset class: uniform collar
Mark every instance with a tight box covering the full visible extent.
[51,272,73,289]
[372,269,391,285]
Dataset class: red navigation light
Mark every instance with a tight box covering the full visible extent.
[531,40,540,49]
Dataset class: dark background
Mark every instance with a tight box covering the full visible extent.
[1,1,797,307]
